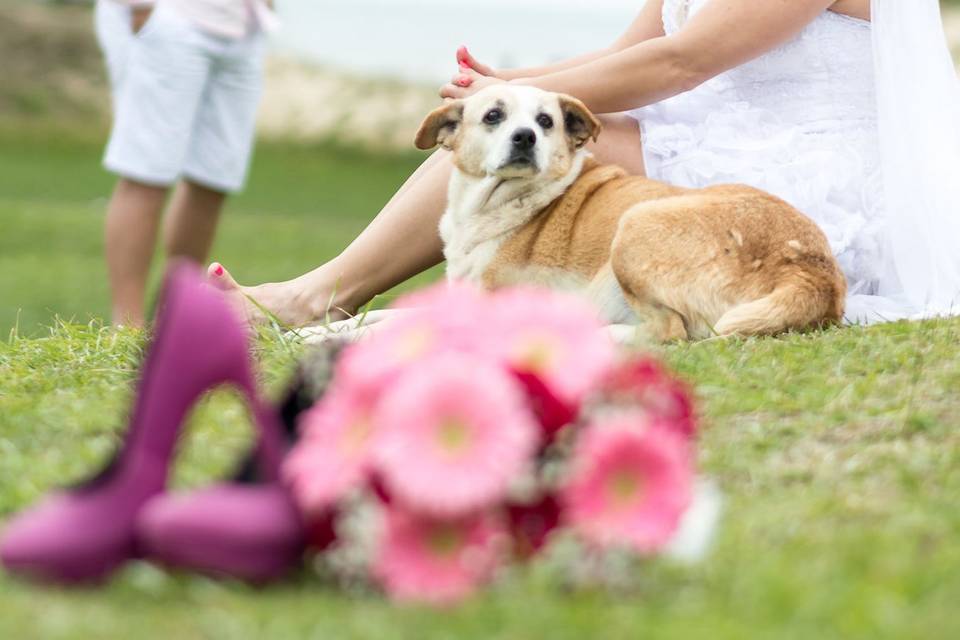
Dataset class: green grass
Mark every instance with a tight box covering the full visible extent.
[1,129,960,639]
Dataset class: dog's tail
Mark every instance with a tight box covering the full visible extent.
[713,274,845,337]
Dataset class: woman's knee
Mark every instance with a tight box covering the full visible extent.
[589,114,646,175]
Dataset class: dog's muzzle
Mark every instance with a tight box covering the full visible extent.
[502,127,538,169]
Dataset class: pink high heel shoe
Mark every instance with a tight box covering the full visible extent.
[0,262,288,583]
[135,484,309,583]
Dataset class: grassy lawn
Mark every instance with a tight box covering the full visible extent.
[2,130,960,639]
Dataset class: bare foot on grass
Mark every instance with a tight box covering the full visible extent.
[207,262,351,329]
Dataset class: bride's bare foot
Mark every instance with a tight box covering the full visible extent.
[207,262,354,328]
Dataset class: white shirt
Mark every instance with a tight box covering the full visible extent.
[111,0,278,39]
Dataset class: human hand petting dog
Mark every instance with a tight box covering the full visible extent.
[441,68,505,100]
[440,46,506,100]
[456,46,498,78]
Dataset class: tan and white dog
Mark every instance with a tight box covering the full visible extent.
[415,85,846,341]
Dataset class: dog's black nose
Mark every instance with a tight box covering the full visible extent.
[512,128,537,151]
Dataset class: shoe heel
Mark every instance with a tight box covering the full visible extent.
[228,365,287,484]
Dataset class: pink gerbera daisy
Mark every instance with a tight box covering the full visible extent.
[335,281,488,393]
[487,287,617,406]
[562,415,693,553]
[391,279,487,315]
[373,352,538,518]
[283,383,379,514]
[373,507,505,605]
[600,357,697,438]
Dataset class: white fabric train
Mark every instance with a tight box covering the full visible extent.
[870,0,960,321]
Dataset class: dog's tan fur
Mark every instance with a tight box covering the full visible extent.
[417,86,846,341]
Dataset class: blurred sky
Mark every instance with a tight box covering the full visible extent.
[272,0,641,82]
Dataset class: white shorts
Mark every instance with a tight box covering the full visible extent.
[103,3,267,193]
[94,0,134,103]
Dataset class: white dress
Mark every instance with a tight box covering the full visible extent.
[630,0,889,323]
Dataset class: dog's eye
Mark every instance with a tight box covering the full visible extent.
[536,114,554,130]
[483,109,503,125]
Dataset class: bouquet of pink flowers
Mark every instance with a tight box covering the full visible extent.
[283,283,714,605]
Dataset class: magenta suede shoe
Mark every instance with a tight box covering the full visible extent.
[136,484,306,583]
[0,262,286,583]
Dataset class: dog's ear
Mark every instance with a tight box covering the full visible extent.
[558,95,601,149]
[415,100,465,150]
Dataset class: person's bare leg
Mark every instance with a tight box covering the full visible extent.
[104,178,168,327]
[211,150,451,326]
[163,179,227,263]
[211,113,644,327]
[589,113,646,176]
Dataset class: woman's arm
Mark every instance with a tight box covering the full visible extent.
[524,0,837,113]
[444,0,837,115]
[490,0,666,81]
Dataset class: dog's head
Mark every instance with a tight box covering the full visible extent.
[415,85,601,180]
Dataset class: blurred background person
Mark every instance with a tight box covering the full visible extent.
[101,0,276,327]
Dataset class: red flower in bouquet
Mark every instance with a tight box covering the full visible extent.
[373,507,506,605]
[562,415,693,553]
[510,371,579,446]
[373,352,538,518]
[600,357,697,438]
[304,508,338,551]
[488,287,617,407]
[506,493,562,559]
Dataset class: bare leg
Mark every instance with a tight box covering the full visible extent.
[211,114,645,327]
[211,150,451,326]
[104,178,168,327]
[163,179,227,263]
[590,113,646,176]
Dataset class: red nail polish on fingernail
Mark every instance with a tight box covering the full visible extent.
[214,265,224,277]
